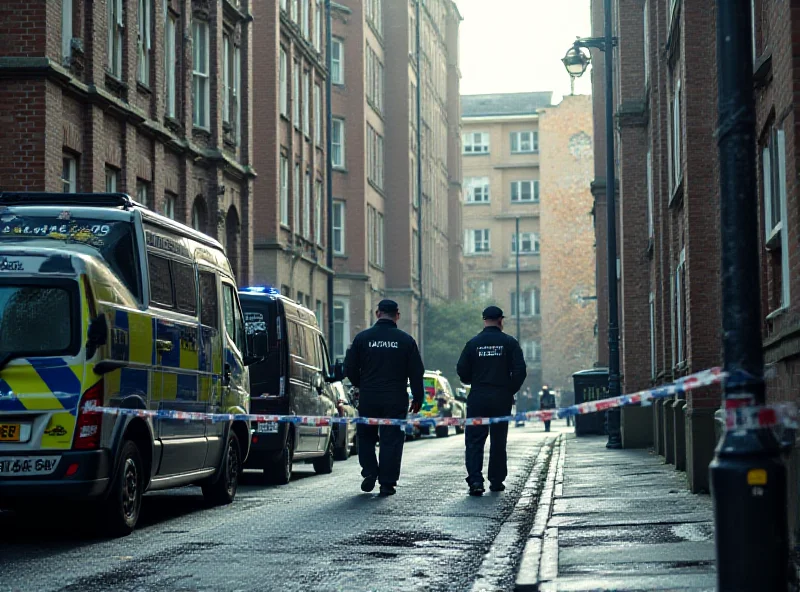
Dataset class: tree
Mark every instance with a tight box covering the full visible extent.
[422,299,488,389]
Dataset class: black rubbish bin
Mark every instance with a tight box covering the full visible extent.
[572,368,610,436]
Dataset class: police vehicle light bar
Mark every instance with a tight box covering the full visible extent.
[242,286,280,295]
[0,192,136,209]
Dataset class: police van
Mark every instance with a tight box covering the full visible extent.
[0,192,266,535]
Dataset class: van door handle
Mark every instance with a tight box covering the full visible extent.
[156,339,173,353]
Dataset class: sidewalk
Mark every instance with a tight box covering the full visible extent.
[516,433,716,591]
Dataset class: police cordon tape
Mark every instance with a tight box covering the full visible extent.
[83,366,796,432]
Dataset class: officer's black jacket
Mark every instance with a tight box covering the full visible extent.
[344,319,425,408]
[456,326,527,402]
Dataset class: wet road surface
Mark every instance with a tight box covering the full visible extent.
[0,427,558,592]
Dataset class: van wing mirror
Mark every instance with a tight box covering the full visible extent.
[244,330,267,367]
[330,360,345,383]
[86,314,108,359]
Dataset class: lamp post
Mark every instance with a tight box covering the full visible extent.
[562,15,621,449]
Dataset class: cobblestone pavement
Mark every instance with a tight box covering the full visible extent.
[0,426,560,592]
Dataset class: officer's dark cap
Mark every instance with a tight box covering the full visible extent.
[482,305,504,320]
[377,299,399,314]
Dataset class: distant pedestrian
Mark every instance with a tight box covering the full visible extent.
[540,386,556,432]
[345,299,424,496]
[456,306,527,496]
[515,387,533,427]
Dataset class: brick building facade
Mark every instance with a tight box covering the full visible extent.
[251,0,330,328]
[0,0,255,283]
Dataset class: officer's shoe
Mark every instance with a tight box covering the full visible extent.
[378,485,396,496]
[469,483,485,496]
[489,482,505,492]
[361,475,377,493]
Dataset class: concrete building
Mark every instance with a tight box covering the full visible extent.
[539,95,597,396]
[460,92,553,393]
[0,0,255,282]
[251,0,330,327]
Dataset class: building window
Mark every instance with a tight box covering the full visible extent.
[331,38,344,85]
[462,132,490,154]
[136,180,151,210]
[291,0,298,22]
[280,155,289,226]
[471,279,492,300]
[62,0,73,65]
[670,74,682,189]
[412,230,419,278]
[366,44,384,114]
[332,118,345,168]
[332,201,345,255]
[409,12,417,56]
[646,150,654,239]
[649,292,656,380]
[303,172,311,238]
[315,180,323,245]
[365,0,382,35]
[293,60,300,129]
[675,248,686,365]
[105,167,118,192]
[192,198,207,232]
[62,155,77,193]
[303,71,311,137]
[192,20,210,128]
[511,180,539,203]
[762,127,790,313]
[333,298,350,360]
[521,341,540,363]
[511,289,540,317]
[137,0,152,85]
[165,11,177,117]
[511,232,540,254]
[643,0,650,84]
[279,48,288,117]
[314,84,322,144]
[293,163,300,233]
[222,35,242,142]
[464,177,490,203]
[465,229,490,255]
[302,0,309,38]
[510,131,538,153]
[371,210,384,267]
[163,193,176,220]
[107,0,124,77]
[367,125,384,190]
[315,0,322,50]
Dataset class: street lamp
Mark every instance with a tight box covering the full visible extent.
[562,25,622,449]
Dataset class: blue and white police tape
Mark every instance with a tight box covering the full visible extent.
[87,365,794,430]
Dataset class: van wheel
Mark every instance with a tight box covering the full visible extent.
[202,431,241,505]
[435,426,449,438]
[455,425,465,435]
[333,427,350,461]
[102,440,143,537]
[313,436,335,474]
[265,433,293,485]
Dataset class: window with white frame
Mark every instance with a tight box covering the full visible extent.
[293,163,300,232]
[368,206,376,264]
[367,125,384,189]
[462,132,490,154]
[464,229,490,254]
[314,84,322,144]
[62,155,77,193]
[366,44,384,114]
[521,341,540,363]
[107,0,124,77]
[646,150,654,239]
[302,0,309,38]
[332,201,345,255]
[293,61,300,129]
[192,20,210,128]
[511,232,539,254]
[291,0,298,22]
[137,0,152,85]
[762,127,791,313]
[165,11,177,117]
[410,156,418,207]
[511,289,540,317]
[670,74,682,189]
[136,180,151,209]
[315,299,324,327]
[464,177,490,203]
[333,298,350,360]
[315,0,322,50]
[281,0,288,12]
[649,292,657,379]
[105,166,118,192]
[510,131,538,153]
[62,0,73,65]
[412,230,419,278]
[377,212,384,267]
[303,71,310,137]
[279,48,288,117]
[675,248,686,365]
[332,118,345,168]
[315,180,323,245]
[365,0,382,34]
[511,180,539,202]
[303,171,311,238]
[331,38,344,85]
[163,192,176,220]
[280,155,289,226]
[409,13,417,56]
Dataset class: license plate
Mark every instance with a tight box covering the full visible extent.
[0,424,20,442]
[257,422,278,434]
[0,456,60,476]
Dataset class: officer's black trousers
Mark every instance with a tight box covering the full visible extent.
[357,400,407,487]
[465,396,511,486]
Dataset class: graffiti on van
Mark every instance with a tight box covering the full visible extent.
[245,312,267,336]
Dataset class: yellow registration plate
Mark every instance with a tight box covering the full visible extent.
[0,424,20,442]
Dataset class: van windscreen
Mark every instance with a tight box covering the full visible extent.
[240,297,281,398]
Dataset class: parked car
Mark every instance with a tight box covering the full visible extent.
[330,381,358,460]
[239,287,342,484]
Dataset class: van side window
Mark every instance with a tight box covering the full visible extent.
[148,254,174,308]
[173,261,197,315]
[288,321,304,357]
[198,271,218,328]
[318,335,331,376]
[222,283,244,351]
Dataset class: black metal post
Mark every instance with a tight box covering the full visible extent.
[415,0,424,352]
[325,0,335,352]
[709,0,788,588]
[515,216,521,341]
[602,0,622,449]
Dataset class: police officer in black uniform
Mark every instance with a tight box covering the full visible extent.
[539,385,556,432]
[457,306,527,496]
[345,299,425,496]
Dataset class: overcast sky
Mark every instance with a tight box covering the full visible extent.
[456,0,593,103]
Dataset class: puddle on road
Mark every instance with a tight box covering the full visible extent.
[349,528,455,548]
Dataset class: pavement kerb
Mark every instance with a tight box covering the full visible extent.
[514,434,566,591]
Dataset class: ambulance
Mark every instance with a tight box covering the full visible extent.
[0,192,265,535]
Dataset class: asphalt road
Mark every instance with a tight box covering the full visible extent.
[0,426,559,592]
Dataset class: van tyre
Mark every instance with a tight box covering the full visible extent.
[333,427,350,461]
[202,431,240,506]
[435,425,449,438]
[313,436,335,474]
[102,439,143,537]
[265,433,293,485]
[455,425,465,435]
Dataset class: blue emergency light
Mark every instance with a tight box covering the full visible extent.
[242,285,280,295]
